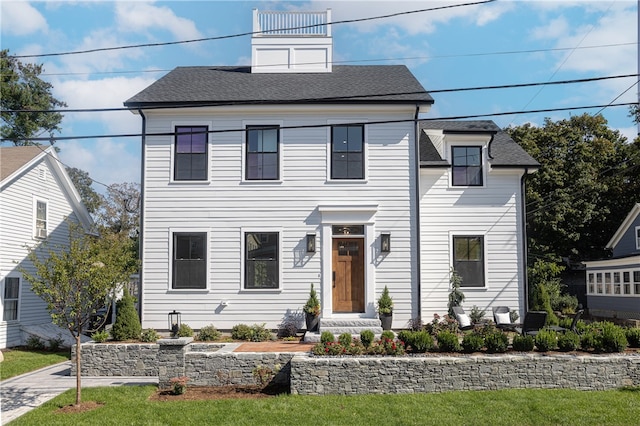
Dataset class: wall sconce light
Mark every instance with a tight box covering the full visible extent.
[306,233,316,253]
[168,310,181,338]
[381,233,391,253]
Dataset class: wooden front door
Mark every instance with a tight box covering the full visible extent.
[332,238,365,313]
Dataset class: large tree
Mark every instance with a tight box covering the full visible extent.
[67,167,102,215]
[508,113,640,263]
[21,224,136,406]
[1,49,67,145]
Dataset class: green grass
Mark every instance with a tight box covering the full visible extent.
[10,386,640,426]
[1,348,70,381]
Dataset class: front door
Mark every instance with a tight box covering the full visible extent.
[332,238,365,313]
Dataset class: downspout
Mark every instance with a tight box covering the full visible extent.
[137,109,146,322]
[413,105,422,319]
[520,167,530,315]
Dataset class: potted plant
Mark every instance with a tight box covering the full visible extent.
[377,285,393,330]
[303,283,321,332]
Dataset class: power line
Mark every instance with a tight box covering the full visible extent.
[9,1,495,59]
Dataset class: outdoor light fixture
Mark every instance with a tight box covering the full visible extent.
[381,233,391,253]
[306,233,316,253]
[168,310,181,338]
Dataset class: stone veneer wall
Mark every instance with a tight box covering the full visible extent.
[290,354,640,395]
[72,343,160,376]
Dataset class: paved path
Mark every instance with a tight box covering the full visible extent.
[1,361,158,425]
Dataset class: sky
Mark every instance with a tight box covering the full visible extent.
[1,0,638,193]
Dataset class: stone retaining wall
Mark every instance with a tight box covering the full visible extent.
[290,354,640,395]
[72,343,159,376]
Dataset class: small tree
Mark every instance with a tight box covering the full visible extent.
[377,285,393,315]
[303,283,321,316]
[447,268,465,317]
[110,288,142,341]
[20,224,136,405]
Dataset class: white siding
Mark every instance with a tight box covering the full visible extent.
[0,158,81,348]
[141,106,419,330]
[419,168,526,321]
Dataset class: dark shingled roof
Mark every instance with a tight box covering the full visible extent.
[124,65,434,107]
[419,120,539,168]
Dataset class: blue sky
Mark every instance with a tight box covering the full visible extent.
[1,0,637,192]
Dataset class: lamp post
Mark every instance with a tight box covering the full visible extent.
[168,310,181,338]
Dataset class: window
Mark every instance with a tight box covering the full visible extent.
[175,126,208,180]
[172,233,206,289]
[624,272,631,295]
[604,272,612,294]
[636,226,640,250]
[246,126,279,180]
[596,273,603,294]
[3,277,19,321]
[635,271,640,295]
[331,125,364,179]
[245,232,279,289]
[452,146,483,186]
[453,236,484,287]
[588,273,595,294]
[35,200,47,238]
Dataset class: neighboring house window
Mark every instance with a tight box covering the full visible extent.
[35,200,47,238]
[245,232,279,289]
[331,125,364,179]
[452,146,483,186]
[453,236,484,287]
[175,126,208,181]
[3,277,20,321]
[246,126,279,180]
[172,233,206,289]
[636,226,640,250]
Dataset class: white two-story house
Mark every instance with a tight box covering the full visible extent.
[124,10,538,333]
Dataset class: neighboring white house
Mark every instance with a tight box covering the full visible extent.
[0,145,94,348]
[584,203,640,320]
[124,10,538,333]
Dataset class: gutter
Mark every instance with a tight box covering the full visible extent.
[413,105,422,318]
[137,109,146,322]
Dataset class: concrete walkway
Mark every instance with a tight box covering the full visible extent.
[1,361,158,425]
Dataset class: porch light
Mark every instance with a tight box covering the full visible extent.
[381,233,391,253]
[168,310,181,338]
[306,233,316,253]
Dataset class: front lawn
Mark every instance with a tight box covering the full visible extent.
[1,348,70,381]
[10,385,640,426]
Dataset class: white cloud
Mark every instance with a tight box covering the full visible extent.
[115,1,203,40]
[1,1,48,36]
[530,16,568,40]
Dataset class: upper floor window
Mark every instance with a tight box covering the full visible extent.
[3,277,20,321]
[246,126,279,180]
[453,235,485,287]
[245,232,279,289]
[331,125,364,180]
[636,226,640,250]
[35,200,47,239]
[172,232,207,289]
[452,146,482,186]
[175,126,208,181]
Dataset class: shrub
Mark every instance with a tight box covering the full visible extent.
[461,331,485,353]
[436,330,461,352]
[469,305,486,324]
[303,284,321,316]
[485,330,508,353]
[230,323,272,342]
[407,316,424,331]
[396,330,414,347]
[320,331,335,344]
[47,334,65,351]
[360,330,375,348]
[140,328,159,343]
[110,289,142,341]
[277,314,300,338]
[91,330,109,343]
[531,283,559,325]
[374,337,405,356]
[580,330,598,351]
[557,331,580,352]
[534,329,558,352]
[411,331,434,353]
[381,330,395,340]
[177,323,194,337]
[232,324,252,340]
[338,333,353,347]
[597,322,628,353]
[26,335,45,350]
[447,268,465,317]
[512,334,534,352]
[625,327,640,348]
[553,293,579,314]
[197,324,221,341]
[169,376,189,395]
[377,285,394,315]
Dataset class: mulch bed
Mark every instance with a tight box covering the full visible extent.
[150,384,290,401]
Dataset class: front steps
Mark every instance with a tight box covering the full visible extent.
[303,318,383,342]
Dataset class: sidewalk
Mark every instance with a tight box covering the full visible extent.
[1,361,158,425]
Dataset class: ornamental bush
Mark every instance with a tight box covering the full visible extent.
[380,330,395,340]
[534,329,558,352]
[91,330,109,343]
[461,331,484,353]
[320,331,335,344]
[197,324,221,341]
[512,334,534,352]
[177,323,194,337]
[140,328,159,343]
[110,289,142,341]
[596,322,628,353]
[338,333,353,347]
[557,331,580,352]
[396,330,413,347]
[485,330,508,353]
[411,331,434,353]
[232,324,252,340]
[360,330,375,348]
[625,327,640,348]
[436,330,460,352]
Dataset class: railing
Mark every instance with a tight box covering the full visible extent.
[253,9,331,37]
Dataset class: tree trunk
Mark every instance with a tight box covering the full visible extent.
[75,334,82,405]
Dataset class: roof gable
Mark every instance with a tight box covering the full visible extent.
[0,145,46,181]
[607,203,640,250]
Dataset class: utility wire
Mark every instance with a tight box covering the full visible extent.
[9,1,495,59]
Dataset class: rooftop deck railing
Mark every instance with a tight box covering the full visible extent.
[253,9,331,37]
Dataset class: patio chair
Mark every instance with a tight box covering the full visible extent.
[549,309,584,333]
[514,311,548,337]
[452,306,473,331]
[493,306,515,331]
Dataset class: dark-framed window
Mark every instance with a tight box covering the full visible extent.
[246,126,279,180]
[172,233,207,289]
[453,236,485,287]
[452,146,482,186]
[245,232,279,289]
[175,126,208,181]
[331,125,364,179]
[35,200,47,238]
[3,277,20,321]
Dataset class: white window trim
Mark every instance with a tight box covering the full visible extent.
[445,136,490,189]
[240,227,283,292]
[449,231,489,290]
[167,228,210,292]
[32,197,48,240]
[635,226,640,250]
[2,275,21,322]
[241,120,284,184]
[326,119,369,183]
[586,268,640,297]
[169,120,213,184]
